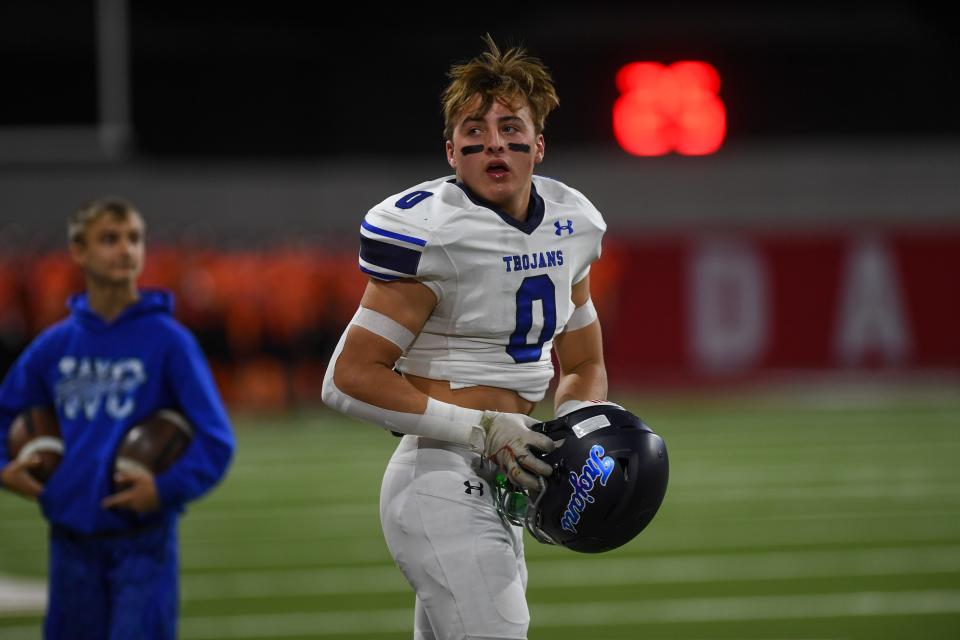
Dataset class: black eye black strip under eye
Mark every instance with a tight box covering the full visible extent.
[508,143,531,153]
[461,145,484,155]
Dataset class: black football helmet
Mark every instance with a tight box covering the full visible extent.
[496,402,668,553]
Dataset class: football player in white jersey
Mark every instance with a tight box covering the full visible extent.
[322,35,608,640]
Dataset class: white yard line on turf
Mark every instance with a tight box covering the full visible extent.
[180,545,960,600]
[0,575,45,613]
[170,589,960,638]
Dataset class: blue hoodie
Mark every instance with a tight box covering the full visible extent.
[0,289,235,534]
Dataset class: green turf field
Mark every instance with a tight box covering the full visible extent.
[2,390,959,639]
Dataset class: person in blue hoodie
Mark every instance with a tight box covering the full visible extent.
[0,197,235,640]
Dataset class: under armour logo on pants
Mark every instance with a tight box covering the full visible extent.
[463,480,484,496]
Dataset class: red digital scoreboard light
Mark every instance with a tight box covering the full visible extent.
[613,61,726,156]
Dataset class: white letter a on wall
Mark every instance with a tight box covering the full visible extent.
[835,235,911,366]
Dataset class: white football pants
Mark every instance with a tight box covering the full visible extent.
[380,435,529,640]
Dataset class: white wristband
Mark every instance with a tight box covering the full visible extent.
[424,398,486,451]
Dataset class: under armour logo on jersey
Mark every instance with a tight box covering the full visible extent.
[555,220,574,236]
[464,480,484,496]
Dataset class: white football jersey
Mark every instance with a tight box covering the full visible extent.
[358,175,606,402]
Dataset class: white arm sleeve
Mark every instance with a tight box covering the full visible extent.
[321,308,486,451]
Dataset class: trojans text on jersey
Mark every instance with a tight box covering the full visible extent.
[501,250,564,273]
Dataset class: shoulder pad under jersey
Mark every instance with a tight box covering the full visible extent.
[358,176,459,281]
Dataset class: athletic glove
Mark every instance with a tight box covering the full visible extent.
[480,411,556,490]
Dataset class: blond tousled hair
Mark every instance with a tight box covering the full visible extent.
[442,35,559,141]
[68,196,143,244]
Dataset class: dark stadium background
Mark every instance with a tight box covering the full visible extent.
[5,1,960,154]
[1,2,959,639]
